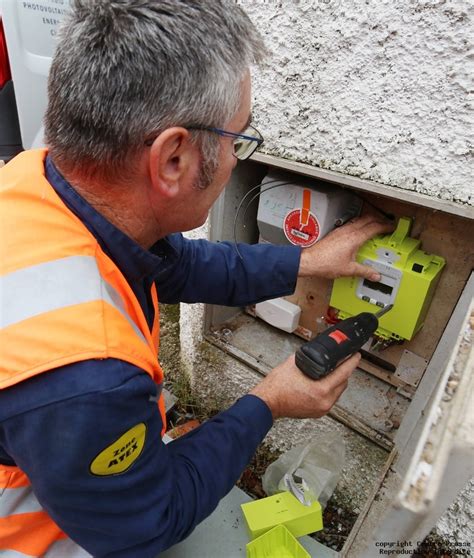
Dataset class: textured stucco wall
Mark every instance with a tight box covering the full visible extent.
[239,0,473,207]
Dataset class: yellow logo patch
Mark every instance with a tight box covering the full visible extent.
[90,423,147,476]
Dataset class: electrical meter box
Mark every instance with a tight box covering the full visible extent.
[257,171,362,247]
[330,216,446,341]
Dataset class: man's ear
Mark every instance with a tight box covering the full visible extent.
[148,127,199,199]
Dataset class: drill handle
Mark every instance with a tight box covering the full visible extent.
[295,313,378,380]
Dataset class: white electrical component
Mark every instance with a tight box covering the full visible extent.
[255,298,301,333]
[355,258,402,308]
[257,171,362,247]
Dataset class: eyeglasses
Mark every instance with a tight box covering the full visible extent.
[144,124,264,160]
[187,124,264,161]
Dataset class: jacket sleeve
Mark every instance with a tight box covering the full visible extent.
[153,234,301,305]
[0,359,272,558]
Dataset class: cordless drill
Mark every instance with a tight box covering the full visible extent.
[295,305,393,380]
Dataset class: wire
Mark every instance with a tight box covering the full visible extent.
[233,179,290,231]
[233,180,296,259]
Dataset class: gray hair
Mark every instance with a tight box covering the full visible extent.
[45,0,266,183]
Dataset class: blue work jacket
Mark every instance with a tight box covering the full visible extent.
[0,156,301,557]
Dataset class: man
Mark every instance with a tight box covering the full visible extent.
[0,1,392,556]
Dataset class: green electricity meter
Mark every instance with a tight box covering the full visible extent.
[330,217,446,341]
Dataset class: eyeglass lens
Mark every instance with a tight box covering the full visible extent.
[233,126,263,160]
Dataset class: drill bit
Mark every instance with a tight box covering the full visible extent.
[374,304,393,319]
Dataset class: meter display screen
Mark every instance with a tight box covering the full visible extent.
[355,260,402,307]
[362,279,394,296]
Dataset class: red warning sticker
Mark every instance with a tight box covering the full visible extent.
[284,209,320,247]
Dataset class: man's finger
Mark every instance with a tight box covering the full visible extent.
[350,214,379,229]
[344,214,379,230]
[356,219,394,239]
[318,353,360,390]
[346,215,394,236]
[351,262,382,281]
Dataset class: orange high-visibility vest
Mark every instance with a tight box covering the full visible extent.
[0,149,166,557]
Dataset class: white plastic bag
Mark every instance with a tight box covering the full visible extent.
[262,433,345,508]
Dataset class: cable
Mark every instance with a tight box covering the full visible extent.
[233,180,296,259]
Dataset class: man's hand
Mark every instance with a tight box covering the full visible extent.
[298,215,394,281]
[250,353,360,420]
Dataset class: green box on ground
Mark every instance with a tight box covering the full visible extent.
[241,492,323,540]
[246,524,311,558]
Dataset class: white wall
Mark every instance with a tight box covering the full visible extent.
[239,0,473,207]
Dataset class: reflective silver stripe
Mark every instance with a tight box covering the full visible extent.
[0,489,92,558]
[0,539,92,558]
[101,278,147,344]
[0,255,146,344]
[0,550,35,557]
[0,486,43,518]
[44,539,92,557]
